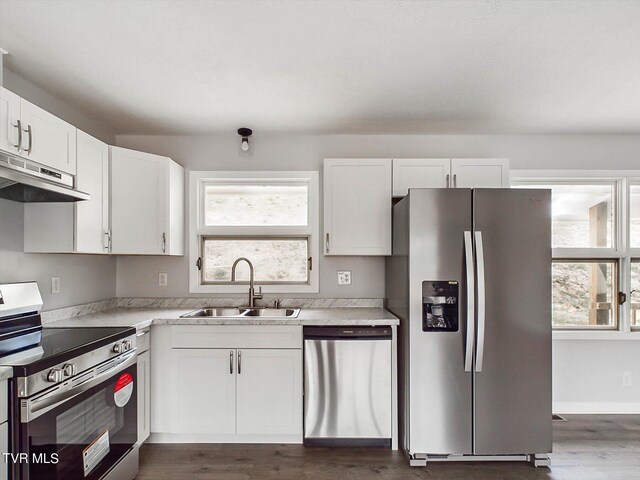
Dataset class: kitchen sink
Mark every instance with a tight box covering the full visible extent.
[180,307,300,319]
[242,308,299,317]
[181,308,246,317]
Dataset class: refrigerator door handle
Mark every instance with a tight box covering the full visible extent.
[475,231,486,372]
[464,231,475,372]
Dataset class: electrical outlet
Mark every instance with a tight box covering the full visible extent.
[51,276,61,294]
[159,272,168,287]
[337,270,352,285]
[623,372,632,387]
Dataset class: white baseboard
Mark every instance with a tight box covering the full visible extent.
[553,402,640,414]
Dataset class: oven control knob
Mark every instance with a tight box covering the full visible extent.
[113,342,123,353]
[47,368,64,383]
[123,340,132,351]
[63,363,77,377]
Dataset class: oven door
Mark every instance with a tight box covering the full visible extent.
[15,351,137,480]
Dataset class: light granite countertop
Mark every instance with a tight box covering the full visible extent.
[46,307,399,330]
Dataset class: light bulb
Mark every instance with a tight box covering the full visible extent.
[241,138,250,151]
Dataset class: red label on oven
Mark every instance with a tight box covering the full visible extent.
[114,373,133,407]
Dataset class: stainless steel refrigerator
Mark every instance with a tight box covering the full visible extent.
[386,188,552,466]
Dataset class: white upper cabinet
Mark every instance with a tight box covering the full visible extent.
[392,158,509,195]
[0,87,77,175]
[392,158,450,196]
[24,130,109,254]
[450,158,509,188]
[19,97,77,175]
[110,146,184,255]
[324,158,392,256]
[75,131,110,253]
[0,87,21,155]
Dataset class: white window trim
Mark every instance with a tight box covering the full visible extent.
[512,169,640,340]
[189,170,319,294]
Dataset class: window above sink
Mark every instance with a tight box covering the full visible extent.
[189,171,319,294]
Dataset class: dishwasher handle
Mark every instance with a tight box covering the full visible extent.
[303,326,392,340]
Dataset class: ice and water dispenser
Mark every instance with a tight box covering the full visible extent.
[422,281,459,332]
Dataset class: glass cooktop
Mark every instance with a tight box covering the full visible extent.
[1,326,136,376]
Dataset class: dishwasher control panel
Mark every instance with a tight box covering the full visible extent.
[303,326,392,339]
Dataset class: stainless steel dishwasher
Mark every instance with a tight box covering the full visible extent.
[303,326,392,447]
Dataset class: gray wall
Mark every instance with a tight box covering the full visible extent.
[0,68,116,310]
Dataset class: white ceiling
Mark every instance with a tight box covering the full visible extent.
[0,0,639,135]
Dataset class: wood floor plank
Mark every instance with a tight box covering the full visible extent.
[138,415,640,479]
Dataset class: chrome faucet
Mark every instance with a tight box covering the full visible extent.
[231,257,263,308]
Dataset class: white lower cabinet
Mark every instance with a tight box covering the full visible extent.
[137,349,151,444]
[236,349,302,435]
[172,348,236,434]
[169,348,302,438]
[151,325,303,443]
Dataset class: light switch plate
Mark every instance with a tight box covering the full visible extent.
[337,270,352,285]
[51,276,61,294]
[159,272,168,287]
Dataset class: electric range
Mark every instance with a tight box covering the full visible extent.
[0,282,139,480]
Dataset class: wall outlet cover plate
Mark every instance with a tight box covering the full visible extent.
[51,276,61,294]
[337,270,352,285]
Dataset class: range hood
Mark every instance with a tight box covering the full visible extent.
[0,151,89,202]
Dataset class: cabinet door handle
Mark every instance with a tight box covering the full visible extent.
[104,230,112,252]
[446,173,450,188]
[453,173,457,188]
[238,350,242,374]
[229,350,234,374]
[23,124,33,155]
[162,232,166,253]
[12,119,22,151]
[325,233,330,253]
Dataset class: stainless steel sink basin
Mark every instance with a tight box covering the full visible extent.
[180,307,300,319]
[243,308,299,317]
[182,308,246,317]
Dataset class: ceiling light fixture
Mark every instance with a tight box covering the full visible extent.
[238,128,252,153]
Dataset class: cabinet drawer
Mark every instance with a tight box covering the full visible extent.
[0,381,6,424]
[171,325,302,349]
[136,328,150,353]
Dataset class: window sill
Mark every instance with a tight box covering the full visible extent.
[553,330,640,341]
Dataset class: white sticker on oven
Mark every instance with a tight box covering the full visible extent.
[83,430,110,476]
[114,372,134,407]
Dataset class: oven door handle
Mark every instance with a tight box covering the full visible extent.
[21,350,137,423]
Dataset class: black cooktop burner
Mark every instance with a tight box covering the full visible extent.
[4,326,136,376]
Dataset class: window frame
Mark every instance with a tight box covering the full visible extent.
[551,258,619,331]
[629,258,640,330]
[512,170,640,338]
[189,171,319,294]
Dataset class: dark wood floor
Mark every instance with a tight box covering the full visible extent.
[138,415,640,479]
